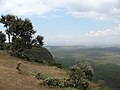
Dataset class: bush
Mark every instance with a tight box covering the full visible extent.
[68,61,94,90]
[43,78,62,87]
[42,77,88,89]
[0,43,5,50]
[49,61,62,68]
[4,44,10,50]
[35,72,45,80]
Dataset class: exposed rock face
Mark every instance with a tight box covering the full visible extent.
[23,47,54,63]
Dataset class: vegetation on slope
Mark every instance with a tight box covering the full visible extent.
[23,47,54,63]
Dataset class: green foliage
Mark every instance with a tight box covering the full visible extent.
[69,61,94,90]
[0,31,6,43]
[23,47,54,63]
[49,61,62,68]
[36,35,44,46]
[93,64,120,90]
[0,31,6,50]
[0,14,16,44]
[0,43,5,50]
[37,75,87,90]
[43,78,63,87]
[33,59,47,64]
[0,14,36,53]
[4,43,10,50]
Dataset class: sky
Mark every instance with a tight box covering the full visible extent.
[0,0,120,46]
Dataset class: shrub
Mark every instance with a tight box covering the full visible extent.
[69,61,94,90]
[4,44,10,50]
[0,43,5,50]
[43,78,62,87]
[35,72,45,80]
[49,61,62,68]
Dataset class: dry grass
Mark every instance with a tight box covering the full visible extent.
[0,51,68,90]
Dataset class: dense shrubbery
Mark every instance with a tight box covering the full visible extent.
[22,47,54,63]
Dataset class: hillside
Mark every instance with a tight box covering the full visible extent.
[0,50,113,90]
[0,51,72,90]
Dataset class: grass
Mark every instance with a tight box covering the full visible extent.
[0,50,69,90]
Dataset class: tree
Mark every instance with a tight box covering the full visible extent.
[0,14,16,44]
[0,14,36,52]
[10,18,36,51]
[69,61,94,90]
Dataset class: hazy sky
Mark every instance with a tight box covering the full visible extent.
[0,0,120,46]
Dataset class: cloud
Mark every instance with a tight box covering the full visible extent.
[66,0,120,19]
[80,24,120,45]
[45,24,120,46]
[0,0,65,16]
[85,25,120,37]
[0,0,51,16]
[0,0,120,19]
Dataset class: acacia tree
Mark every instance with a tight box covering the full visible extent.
[0,14,36,52]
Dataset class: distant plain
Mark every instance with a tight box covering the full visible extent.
[46,46,120,90]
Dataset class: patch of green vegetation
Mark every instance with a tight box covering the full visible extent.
[23,47,54,63]
[93,64,120,90]
[49,47,120,90]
